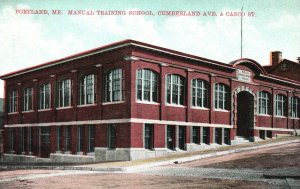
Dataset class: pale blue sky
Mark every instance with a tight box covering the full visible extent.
[0,0,300,97]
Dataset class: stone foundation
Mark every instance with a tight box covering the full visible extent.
[1,143,232,163]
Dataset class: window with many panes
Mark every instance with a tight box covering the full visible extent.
[136,69,158,102]
[105,69,124,102]
[291,96,299,118]
[23,87,33,111]
[58,79,71,107]
[79,74,95,105]
[9,128,15,152]
[21,127,25,152]
[192,79,208,108]
[108,124,116,149]
[27,127,32,153]
[214,83,229,110]
[144,124,153,150]
[88,125,95,153]
[166,74,185,105]
[258,91,271,115]
[77,126,84,152]
[65,126,71,151]
[275,94,287,117]
[9,90,17,113]
[39,83,50,109]
[192,127,200,144]
[56,127,62,151]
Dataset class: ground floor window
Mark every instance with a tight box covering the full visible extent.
[40,127,51,158]
[267,131,272,138]
[77,125,84,152]
[259,130,266,139]
[56,127,63,151]
[108,124,116,149]
[21,127,25,153]
[65,126,71,152]
[178,126,186,150]
[9,128,15,152]
[215,128,222,144]
[203,127,209,144]
[192,127,200,144]
[144,124,154,150]
[88,125,95,153]
[167,125,175,150]
[27,127,32,153]
[224,128,230,145]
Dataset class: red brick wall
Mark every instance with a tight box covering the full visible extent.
[130,123,143,148]
[95,124,107,147]
[154,124,165,148]
[117,123,131,148]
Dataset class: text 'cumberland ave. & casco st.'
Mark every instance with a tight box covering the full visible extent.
[15,9,255,17]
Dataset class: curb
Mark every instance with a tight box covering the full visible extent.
[263,174,300,179]
[123,139,300,172]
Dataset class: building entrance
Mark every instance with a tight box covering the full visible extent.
[236,91,254,138]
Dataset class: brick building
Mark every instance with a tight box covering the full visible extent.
[264,51,300,82]
[0,98,3,156]
[0,40,299,163]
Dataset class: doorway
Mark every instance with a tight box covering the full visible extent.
[236,91,254,138]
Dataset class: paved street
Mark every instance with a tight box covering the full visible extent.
[0,140,299,189]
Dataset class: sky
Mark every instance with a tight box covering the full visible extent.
[0,0,300,98]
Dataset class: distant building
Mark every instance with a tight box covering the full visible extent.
[0,40,299,163]
[264,51,300,82]
[0,98,4,156]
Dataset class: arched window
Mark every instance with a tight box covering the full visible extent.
[275,94,287,116]
[258,91,271,115]
[291,96,299,118]
[191,79,208,108]
[136,69,158,102]
[214,83,229,110]
[104,68,125,102]
[166,74,185,105]
[79,74,95,105]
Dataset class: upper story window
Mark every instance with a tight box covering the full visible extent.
[136,69,158,102]
[79,74,95,105]
[291,96,299,118]
[166,74,185,105]
[8,90,17,113]
[275,94,287,117]
[214,83,229,110]
[104,68,125,102]
[39,83,50,110]
[258,91,271,115]
[192,79,208,108]
[23,87,33,111]
[58,79,71,107]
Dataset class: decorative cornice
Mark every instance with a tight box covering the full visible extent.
[124,56,140,61]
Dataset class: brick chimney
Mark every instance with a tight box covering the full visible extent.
[270,51,282,66]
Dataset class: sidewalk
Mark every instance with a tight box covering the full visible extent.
[1,136,299,172]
